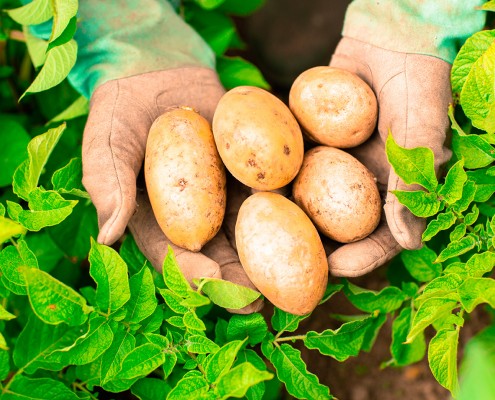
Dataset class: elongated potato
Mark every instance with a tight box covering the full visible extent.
[213,86,304,191]
[293,146,381,243]
[289,66,377,148]
[235,192,328,315]
[145,107,226,252]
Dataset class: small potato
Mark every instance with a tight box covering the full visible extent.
[235,192,328,315]
[289,66,377,148]
[213,86,304,191]
[293,146,381,243]
[145,107,226,252]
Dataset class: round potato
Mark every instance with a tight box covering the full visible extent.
[289,66,377,148]
[145,107,226,252]
[235,192,328,315]
[293,146,381,243]
[213,86,304,191]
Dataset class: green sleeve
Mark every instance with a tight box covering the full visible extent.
[342,0,487,63]
[25,0,215,98]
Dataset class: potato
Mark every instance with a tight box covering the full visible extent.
[145,107,226,252]
[293,146,381,243]
[212,86,304,191]
[235,192,328,315]
[289,66,377,148]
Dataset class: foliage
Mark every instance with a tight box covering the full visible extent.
[1,0,495,399]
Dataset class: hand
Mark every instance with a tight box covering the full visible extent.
[326,37,452,277]
[82,67,262,313]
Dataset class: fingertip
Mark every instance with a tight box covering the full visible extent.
[384,199,425,250]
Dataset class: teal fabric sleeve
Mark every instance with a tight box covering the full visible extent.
[343,0,487,63]
[24,0,215,98]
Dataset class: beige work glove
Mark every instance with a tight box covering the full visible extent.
[82,67,262,313]
[326,38,452,277]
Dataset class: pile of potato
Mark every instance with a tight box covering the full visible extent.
[145,66,381,315]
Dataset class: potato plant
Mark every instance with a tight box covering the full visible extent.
[0,0,495,399]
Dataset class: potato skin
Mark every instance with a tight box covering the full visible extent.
[145,107,226,252]
[289,66,377,148]
[213,86,304,191]
[235,192,328,315]
[293,146,381,243]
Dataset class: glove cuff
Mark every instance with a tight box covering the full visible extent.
[342,0,486,63]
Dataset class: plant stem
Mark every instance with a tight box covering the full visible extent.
[188,352,206,376]
[274,334,306,343]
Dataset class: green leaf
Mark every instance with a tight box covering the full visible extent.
[400,245,441,282]
[391,190,441,217]
[452,132,495,169]
[162,247,190,298]
[438,160,467,203]
[460,39,495,134]
[435,235,477,263]
[235,349,267,400]
[12,123,66,200]
[361,313,387,352]
[167,375,209,400]
[181,291,211,308]
[13,314,74,373]
[89,239,131,315]
[385,134,438,191]
[2,375,79,400]
[390,307,426,366]
[343,280,407,313]
[8,189,78,231]
[452,30,495,94]
[162,349,177,379]
[183,311,206,331]
[52,157,89,199]
[304,316,377,361]
[167,315,185,329]
[0,116,30,187]
[116,343,165,380]
[194,0,225,9]
[0,240,38,295]
[450,223,467,242]
[159,288,189,314]
[415,274,463,307]
[458,277,495,312]
[186,335,220,354]
[131,378,172,400]
[24,26,48,68]
[268,343,330,399]
[48,95,89,124]
[218,0,265,16]
[100,324,136,384]
[6,0,52,25]
[120,234,147,275]
[428,329,459,394]
[47,16,77,51]
[199,277,261,309]
[125,266,157,324]
[226,313,267,346]
[0,304,15,321]
[0,216,26,244]
[217,56,270,90]
[215,362,273,399]
[204,339,245,383]
[422,211,457,242]
[24,267,90,326]
[464,204,479,225]
[21,40,78,99]
[50,0,78,43]
[467,169,495,202]
[452,180,477,213]
[271,307,310,334]
[52,314,114,365]
[407,295,458,342]
[25,231,64,273]
[465,252,495,277]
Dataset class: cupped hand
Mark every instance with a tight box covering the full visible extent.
[82,67,262,313]
[326,37,453,277]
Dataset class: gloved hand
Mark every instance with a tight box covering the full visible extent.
[82,67,263,313]
[326,37,452,277]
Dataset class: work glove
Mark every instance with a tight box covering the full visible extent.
[82,67,263,314]
[326,37,453,277]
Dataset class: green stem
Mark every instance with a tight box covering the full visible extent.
[72,382,98,400]
[274,334,306,343]
[188,352,206,376]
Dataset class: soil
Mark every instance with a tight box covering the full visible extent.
[237,2,489,399]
